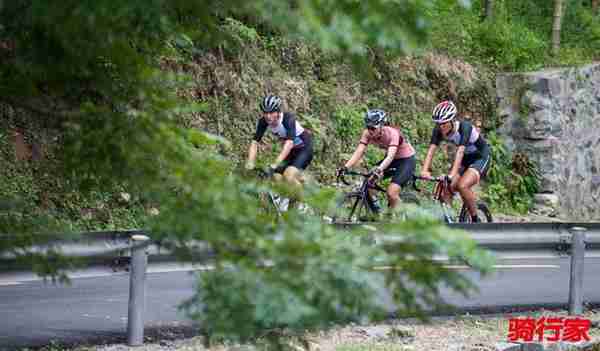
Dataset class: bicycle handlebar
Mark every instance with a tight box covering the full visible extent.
[337,167,410,187]
[336,170,373,186]
[413,175,447,182]
[412,175,451,192]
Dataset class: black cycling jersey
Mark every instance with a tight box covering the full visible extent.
[253,112,308,148]
[430,120,488,155]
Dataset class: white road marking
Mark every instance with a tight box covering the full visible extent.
[0,261,569,285]
[446,264,560,270]
[372,264,560,270]
[0,281,21,286]
[0,264,214,285]
[147,264,214,274]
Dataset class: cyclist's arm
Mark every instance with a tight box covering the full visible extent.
[378,128,400,171]
[449,145,465,178]
[247,118,268,168]
[377,146,397,172]
[450,122,471,178]
[344,143,367,168]
[271,114,297,167]
[421,144,437,176]
[273,139,294,167]
[247,141,259,166]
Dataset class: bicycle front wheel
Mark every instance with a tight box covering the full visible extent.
[458,201,493,223]
[331,193,375,224]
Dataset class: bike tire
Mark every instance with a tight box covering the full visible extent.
[331,192,375,224]
[458,201,493,223]
[258,192,283,217]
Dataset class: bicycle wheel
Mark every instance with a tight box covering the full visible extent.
[258,191,282,217]
[458,201,493,223]
[331,192,375,224]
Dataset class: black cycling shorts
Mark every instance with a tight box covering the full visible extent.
[460,148,491,178]
[377,155,416,187]
[274,131,313,173]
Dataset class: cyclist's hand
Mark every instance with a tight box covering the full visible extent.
[336,166,347,179]
[369,167,383,181]
[265,164,278,178]
[420,171,432,180]
[373,167,383,178]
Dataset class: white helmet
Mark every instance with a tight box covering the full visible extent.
[260,95,282,113]
[432,100,457,124]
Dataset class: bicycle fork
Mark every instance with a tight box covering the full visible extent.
[440,202,455,223]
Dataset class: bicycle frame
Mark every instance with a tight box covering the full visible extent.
[339,170,386,198]
[334,169,391,222]
[255,169,288,217]
[413,175,458,223]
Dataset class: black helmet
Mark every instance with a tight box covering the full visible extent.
[364,109,387,128]
[260,95,282,113]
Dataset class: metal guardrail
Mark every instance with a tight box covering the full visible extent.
[2,222,599,263]
[448,222,600,252]
[1,222,599,346]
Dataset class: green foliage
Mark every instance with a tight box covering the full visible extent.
[221,17,262,57]
[332,105,366,141]
[0,0,494,344]
[468,20,547,71]
[482,132,541,214]
[428,0,600,71]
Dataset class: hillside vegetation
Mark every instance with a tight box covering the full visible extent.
[3,0,598,230]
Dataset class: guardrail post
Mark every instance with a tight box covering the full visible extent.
[127,234,150,346]
[568,226,586,315]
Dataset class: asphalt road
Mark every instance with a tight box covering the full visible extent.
[1,257,599,349]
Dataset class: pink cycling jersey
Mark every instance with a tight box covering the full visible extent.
[359,126,415,159]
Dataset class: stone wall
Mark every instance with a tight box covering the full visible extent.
[496,63,600,220]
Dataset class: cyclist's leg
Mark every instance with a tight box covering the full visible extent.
[449,153,477,204]
[275,144,312,209]
[386,183,401,208]
[282,165,302,187]
[367,157,391,211]
[283,143,313,186]
[272,161,288,182]
[387,156,416,209]
[456,168,480,218]
[456,151,490,218]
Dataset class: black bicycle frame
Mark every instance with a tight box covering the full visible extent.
[338,170,389,218]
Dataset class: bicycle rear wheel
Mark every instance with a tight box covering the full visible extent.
[458,201,493,223]
[331,193,375,224]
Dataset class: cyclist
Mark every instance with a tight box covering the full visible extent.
[245,94,314,189]
[337,109,416,212]
[420,100,491,223]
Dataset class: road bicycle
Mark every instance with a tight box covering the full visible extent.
[330,168,419,224]
[255,168,295,218]
[413,175,493,223]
